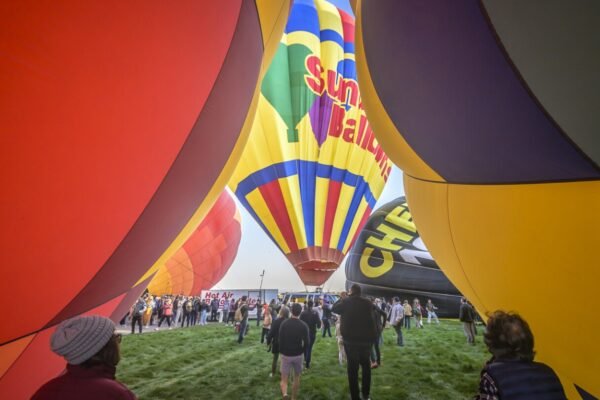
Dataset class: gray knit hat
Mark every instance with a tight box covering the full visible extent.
[50,315,115,365]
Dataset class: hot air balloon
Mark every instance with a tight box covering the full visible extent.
[229,0,391,286]
[345,197,462,317]
[147,191,242,296]
[0,1,289,397]
[355,1,600,398]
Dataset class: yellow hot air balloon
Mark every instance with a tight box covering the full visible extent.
[230,0,391,286]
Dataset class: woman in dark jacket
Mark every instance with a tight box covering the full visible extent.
[266,306,290,377]
[474,311,566,399]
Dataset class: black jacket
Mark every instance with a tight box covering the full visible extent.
[299,309,321,336]
[459,303,475,322]
[278,318,310,357]
[267,317,286,353]
[373,305,387,335]
[332,295,378,345]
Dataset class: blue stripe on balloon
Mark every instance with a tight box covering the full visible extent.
[337,178,367,251]
[285,0,319,37]
[320,29,344,48]
[299,161,316,246]
[235,160,378,209]
[344,42,355,54]
[235,160,378,250]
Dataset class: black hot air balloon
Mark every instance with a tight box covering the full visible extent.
[345,197,461,317]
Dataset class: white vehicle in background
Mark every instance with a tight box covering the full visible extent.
[200,289,278,320]
[281,292,340,306]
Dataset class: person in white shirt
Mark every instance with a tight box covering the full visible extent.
[388,297,404,346]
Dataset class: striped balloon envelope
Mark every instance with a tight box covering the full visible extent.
[355,1,600,398]
[230,0,391,286]
[0,1,289,398]
[147,191,242,296]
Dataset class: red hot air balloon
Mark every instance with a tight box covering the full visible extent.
[0,1,290,398]
[147,191,242,296]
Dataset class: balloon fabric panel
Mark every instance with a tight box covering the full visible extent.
[146,191,242,296]
[0,0,245,345]
[358,0,600,184]
[356,0,600,397]
[0,1,290,398]
[230,0,391,286]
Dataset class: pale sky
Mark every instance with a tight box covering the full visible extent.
[214,165,405,292]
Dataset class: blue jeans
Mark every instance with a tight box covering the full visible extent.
[200,310,208,325]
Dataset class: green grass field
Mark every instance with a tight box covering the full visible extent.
[118,320,488,400]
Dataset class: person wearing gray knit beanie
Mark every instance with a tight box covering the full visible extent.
[32,315,137,400]
[51,315,116,365]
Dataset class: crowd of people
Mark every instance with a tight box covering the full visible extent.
[122,293,240,334]
[31,288,568,400]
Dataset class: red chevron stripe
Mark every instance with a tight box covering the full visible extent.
[258,180,299,252]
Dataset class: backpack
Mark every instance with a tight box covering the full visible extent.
[133,302,145,317]
[234,304,244,322]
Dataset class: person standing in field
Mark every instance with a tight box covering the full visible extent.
[172,296,182,327]
[221,297,230,324]
[413,298,424,328]
[321,300,333,338]
[210,297,219,322]
[227,298,236,326]
[130,298,146,335]
[267,306,290,377]
[156,298,173,330]
[370,297,387,368]
[261,303,272,344]
[403,300,412,329]
[143,296,153,327]
[255,299,263,327]
[237,296,249,344]
[459,297,477,345]
[332,284,378,400]
[299,300,321,369]
[389,297,404,347]
[278,303,310,400]
[426,299,440,324]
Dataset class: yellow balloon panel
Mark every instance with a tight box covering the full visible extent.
[405,175,600,397]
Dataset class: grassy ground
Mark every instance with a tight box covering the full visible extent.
[118,320,488,400]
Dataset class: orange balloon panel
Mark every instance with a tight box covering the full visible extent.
[0,0,289,350]
[147,191,242,296]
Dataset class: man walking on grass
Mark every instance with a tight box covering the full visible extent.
[333,284,377,400]
[299,300,321,369]
[278,303,310,400]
